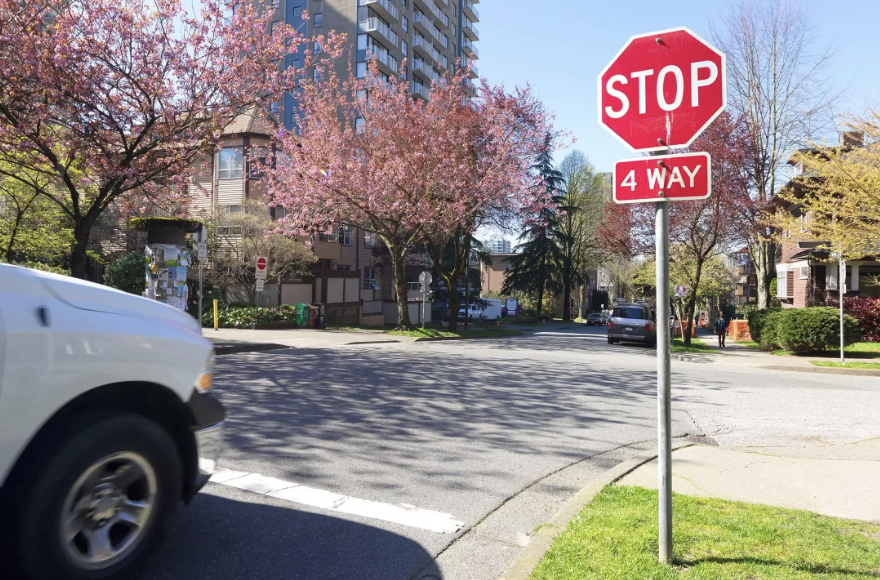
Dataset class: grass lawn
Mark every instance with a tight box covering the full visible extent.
[385,327,523,339]
[671,336,720,354]
[811,360,880,370]
[531,485,880,580]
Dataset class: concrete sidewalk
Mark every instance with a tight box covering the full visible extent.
[207,327,411,354]
[619,444,880,521]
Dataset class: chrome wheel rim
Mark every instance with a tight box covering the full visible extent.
[60,451,157,570]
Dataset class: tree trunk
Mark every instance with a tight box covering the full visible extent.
[753,240,777,309]
[5,211,24,262]
[446,276,461,332]
[684,294,698,346]
[69,221,91,279]
[536,253,545,316]
[390,244,414,330]
[562,258,572,321]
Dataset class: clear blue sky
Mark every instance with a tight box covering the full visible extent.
[477,0,880,174]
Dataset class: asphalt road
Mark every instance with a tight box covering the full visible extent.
[141,325,880,580]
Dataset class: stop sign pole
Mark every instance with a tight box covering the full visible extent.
[599,27,726,565]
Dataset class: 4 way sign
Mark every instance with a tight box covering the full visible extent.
[614,152,710,204]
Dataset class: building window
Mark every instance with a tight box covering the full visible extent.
[339,224,351,246]
[271,0,280,8]
[800,266,808,280]
[336,264,351,271]
[224,205,242,214]
[313,67,322,81]
[314,13,323,27]
[402,16,408,32]
[355,117,365,133]
[269,102,279,115]
[357,33,367,50]
[401,65,407,80]
[800,214,808,232]
[363,266,378,289]
[777,270,787,297]
[357,62,367,78]
[218,148,243,179]
[293,7,302,18]
[401,40,408,58]
[273,206,288,220]
[364,231,377,248]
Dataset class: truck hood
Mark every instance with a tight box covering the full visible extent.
[28,268,201,334]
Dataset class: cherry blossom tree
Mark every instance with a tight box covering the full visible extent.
[264,59,552,329]
[0,0,343,278]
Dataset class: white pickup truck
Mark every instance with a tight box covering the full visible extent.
[0,264,224,580]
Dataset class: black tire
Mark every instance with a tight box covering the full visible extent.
[12,412,182,580]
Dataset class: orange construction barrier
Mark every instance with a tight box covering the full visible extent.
[729,320,751,341]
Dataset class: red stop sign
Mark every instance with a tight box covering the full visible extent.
[256,257,267,271]
[598,27,726,152]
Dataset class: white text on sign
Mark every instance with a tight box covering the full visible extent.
[613,152,711,204]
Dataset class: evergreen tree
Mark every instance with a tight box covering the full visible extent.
[502,134,564,315]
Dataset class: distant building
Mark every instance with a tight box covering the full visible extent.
[487,239,512,254]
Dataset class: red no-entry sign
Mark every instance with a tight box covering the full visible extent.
[613,152,711,204]
[255,256,268,280]
[598,27,726,152]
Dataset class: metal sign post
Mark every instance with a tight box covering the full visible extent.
[655,199,673,564]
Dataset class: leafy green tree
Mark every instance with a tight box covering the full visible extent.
[555,151,607,320]
[424,232,491,331]
[0,167,72,266]
[104,252,146,295]
[502,135,564,316]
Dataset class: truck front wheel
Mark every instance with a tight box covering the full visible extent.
[13,412,182,580]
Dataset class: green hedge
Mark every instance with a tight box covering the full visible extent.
[202,304,299,328]
[104,252,147,295]
[759,307,861,354]
[747,308,779,343]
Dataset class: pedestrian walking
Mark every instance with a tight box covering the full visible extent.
[714,315,728,348]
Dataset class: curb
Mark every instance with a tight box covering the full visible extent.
[759,364,880,377]
[498,440,694,580]
[413,332,524,342]
[343,340,403,346]
[214,343,291,356]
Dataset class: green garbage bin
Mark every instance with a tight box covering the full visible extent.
[295,302,309,328]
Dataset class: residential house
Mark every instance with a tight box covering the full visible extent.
[773,132,879,308]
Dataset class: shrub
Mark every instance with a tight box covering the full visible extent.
[746,308,779,343]
[826,296,880,342]
[201,304,299,328]
[104,252,146,295]
[519,308,536,322]
[758,310,783,350]
[760,307,861,354]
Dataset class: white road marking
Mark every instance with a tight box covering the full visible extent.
[210,468,464,534]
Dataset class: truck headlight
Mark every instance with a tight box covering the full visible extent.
[194,351,215,393]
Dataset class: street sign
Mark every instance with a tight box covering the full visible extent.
[255,256,268,280]
[674,285,689,298]
[196,242,207,262]
[598,27,726,152]
[419,271,433,292]
[256,280,265,292]
[613,152,711,204]
[506,298,517,313]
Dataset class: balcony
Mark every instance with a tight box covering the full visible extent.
[411,81,431,100]
[359,0,398,22]
[412,58,440,84]
[462,0,479,21]
[461,36,479,58]
[366,45,398,75]
[427,0,449,28]
[462,57,478,77]
[363,17,398,48]
[412,33,441,63]
[412,10,433,37]
[462,18,479,41]
[463,77,477,94]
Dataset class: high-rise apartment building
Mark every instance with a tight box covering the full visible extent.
[278,0,480,129]
[487,239,512,254]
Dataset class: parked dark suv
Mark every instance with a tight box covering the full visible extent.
[608,302,656,347]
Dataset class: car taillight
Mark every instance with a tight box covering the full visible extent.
[608,321,614,329]
[645,323,653,332]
